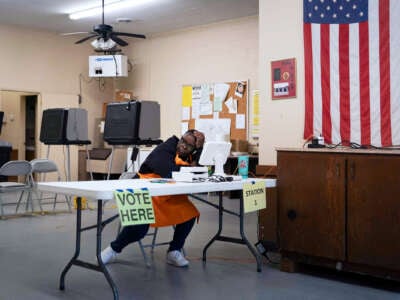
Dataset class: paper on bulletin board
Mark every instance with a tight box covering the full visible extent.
[114,189,155,226]
[196,118,231,142]
[213,96,223,112]
[200,102,213,115]
[225,97,237,113]
[182,107,190,120]
[235,81,246,98]
[182,86,192,107]
[181,122,189,135]
[214,83,230,104]
[192,99,200,119]
[199,84,212,115]
[192,85,201,101]
[251,90,260,137]
[200,84,211,103]
[236,114,245,129]
[242,181,266,213]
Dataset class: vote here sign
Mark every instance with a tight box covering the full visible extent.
[114,188,156,226]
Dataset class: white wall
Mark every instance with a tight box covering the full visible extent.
[258,0,304,165]
[0,25,114,179]
[119,16,259,140]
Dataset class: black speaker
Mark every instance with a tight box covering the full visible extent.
[40,109,68,144]
[40,108,90,145]
[103,100,161,145]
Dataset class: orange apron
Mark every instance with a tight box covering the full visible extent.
[138,155,200,227]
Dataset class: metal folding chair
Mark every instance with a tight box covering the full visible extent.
[0,160,34,218]
[28,159,72,212]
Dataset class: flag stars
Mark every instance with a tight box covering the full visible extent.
[346,13,350,18]
[359,12,364,17]
[309,12,312,17]
[320,13,325,18]
[326,5,331,11]
[339,5,343,10]
[353,4,357,10]
[333,13,337,18]
[314,5,319,10]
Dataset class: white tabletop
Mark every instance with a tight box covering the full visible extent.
[38,178,276,201]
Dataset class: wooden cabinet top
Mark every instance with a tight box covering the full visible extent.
[276,147,400,155]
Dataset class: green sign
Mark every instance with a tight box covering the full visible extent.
[114,188,156,226]
[242,181,266,213]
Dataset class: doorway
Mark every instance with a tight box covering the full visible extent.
[25,95,37,161]
[0,90,39,161]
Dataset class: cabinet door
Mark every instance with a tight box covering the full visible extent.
[347,155,400,270]
[278,151,346,260]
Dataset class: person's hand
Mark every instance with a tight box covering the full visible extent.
[189,160,199,166]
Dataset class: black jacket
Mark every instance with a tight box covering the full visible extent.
[138,136,181,178]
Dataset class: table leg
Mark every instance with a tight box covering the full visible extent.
[95,200,119,300]
[59,198,119,300]
[202,192,224,262]
[239,196,262,272]
[59,197,82,290]
[201,192,262,272]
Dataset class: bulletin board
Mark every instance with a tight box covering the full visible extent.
[181,81,248,141]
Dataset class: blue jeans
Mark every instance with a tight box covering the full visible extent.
[110,217,196,253]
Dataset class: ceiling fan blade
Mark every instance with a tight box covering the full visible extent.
[110,34,129,46]
[75,34,99,44]
[60,31,90,36]
[113,32,146,39]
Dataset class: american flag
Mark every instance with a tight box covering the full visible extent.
[303,0,400,146]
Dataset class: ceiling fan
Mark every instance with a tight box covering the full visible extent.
[66,0,146,52]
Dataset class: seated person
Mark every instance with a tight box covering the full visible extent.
[101,129,205,267]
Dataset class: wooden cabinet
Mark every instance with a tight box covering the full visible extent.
[347,155,400,271]
[277,149,400,280]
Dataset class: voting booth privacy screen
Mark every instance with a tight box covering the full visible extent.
[40,108,89,144]
[103,100,160,145]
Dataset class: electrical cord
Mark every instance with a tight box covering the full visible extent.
[112,55,118,77]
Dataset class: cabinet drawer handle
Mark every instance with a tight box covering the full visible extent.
[287,209,297,220]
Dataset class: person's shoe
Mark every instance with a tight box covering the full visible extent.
[99,246,117,264]
[166,250,189,267]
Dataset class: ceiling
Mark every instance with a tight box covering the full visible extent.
[0,0,258,38]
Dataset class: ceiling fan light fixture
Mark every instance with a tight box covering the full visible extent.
[91,38,117,50]
[69,0,155,20]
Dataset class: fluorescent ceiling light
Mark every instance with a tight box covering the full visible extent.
[69,0,154,20]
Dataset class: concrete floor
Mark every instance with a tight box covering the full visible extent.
[0,193,399,300]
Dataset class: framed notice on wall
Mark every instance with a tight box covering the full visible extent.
[271,58,296,100]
